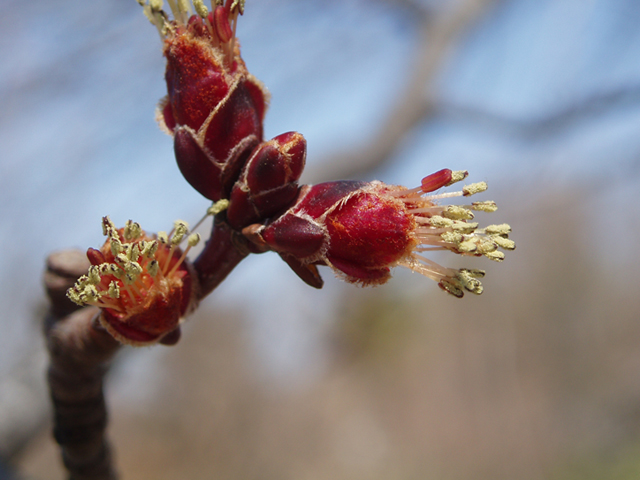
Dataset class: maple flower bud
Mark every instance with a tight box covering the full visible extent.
[139,0,269,201]
[67,217,199,345]
[227,131,306,230]
[244,169,514,297]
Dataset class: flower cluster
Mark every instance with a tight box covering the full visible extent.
[243,169,514,297]
[67,217,200,345]
[65,1,515,346]
[139,0,270,201]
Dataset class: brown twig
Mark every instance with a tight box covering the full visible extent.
[42,217,250,479]
[44,251,120,480]
[193,217,251,298]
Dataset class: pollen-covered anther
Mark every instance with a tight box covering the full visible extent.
[492,235,516,250]
[193,0,209,18]
[443,205,474,220]
[66,216,197,346]
[485,223,512,236]
[462,181,488,196]
[451,220,479,233]
[471,201,498,212]
[446,170,469,186]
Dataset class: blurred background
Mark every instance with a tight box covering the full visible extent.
[2,0,640,478]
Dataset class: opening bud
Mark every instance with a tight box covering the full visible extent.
[67,217,199,345]
[246,171,514,297]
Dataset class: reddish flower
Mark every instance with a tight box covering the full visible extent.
[67,217,200,345]
[243,169,515,297]
[140,0,269,201]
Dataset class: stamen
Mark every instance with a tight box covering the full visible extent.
[167,233,200,278]
[470,201,497,212]
[485,251,505,262]
[427,216,454,228]
[193,0,209,17]
[420,169,452,193]
[424,191,464,201]
[445,170,468,186]
[442,205,474,221]
[407,206,443,215]
[213,5,233,42]
[462,182,488,197]
[147,260,160,277]
[492,236,515,250]
[485,224,512,236]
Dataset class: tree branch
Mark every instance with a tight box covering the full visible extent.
[306,0,497,182]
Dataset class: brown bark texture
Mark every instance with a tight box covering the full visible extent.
[44,250,121,480]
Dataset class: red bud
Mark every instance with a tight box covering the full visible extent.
[227,132,306,228]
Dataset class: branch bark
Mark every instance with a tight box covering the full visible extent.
[44,251,120,480]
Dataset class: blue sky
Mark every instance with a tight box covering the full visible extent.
[1,0,640,378]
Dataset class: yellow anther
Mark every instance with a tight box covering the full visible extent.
[149,0,163,11]
[485,251,505,262]
[67,289,82,305]
[429,215,454,228]
[87,266,102,285]
[446,170,468,186]
[116,253,130,266]
[462,182,488,197]
[147,260,159,277]
[83,285,100,303]
[193,0,208,17]
[485,224,512,236]
[231,0,245,14]
[130,244,142,263]
[440,231,463,244]
[492,235,516,250]
[451,221,478,233]
[458,240,478,253]
[188,233,201,247]
[177,0,189,14]
[443,205,474,221]
[125,261,143,278]
[439,280,464,298]
[102,216,117,237]
[146,241,159,257]
[107,281,121,299]
[476,238,498,254]
[157,231,169,244]
[111,238,123,256]
[171,221,189,245]
[207,199,230,216]
[124,220,142,241]
[470,201,497,212]
[460,268,485,278]
[457,271,483,295]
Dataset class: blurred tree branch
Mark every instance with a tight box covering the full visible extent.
[306,0,498,182]
[439,84,640,138]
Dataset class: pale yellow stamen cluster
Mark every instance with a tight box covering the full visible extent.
[137,0,244,41]
[67,217,200,312]
[394,171,514,298]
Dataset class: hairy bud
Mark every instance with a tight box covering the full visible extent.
[227,131,306,229]
[144,0,269,200]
